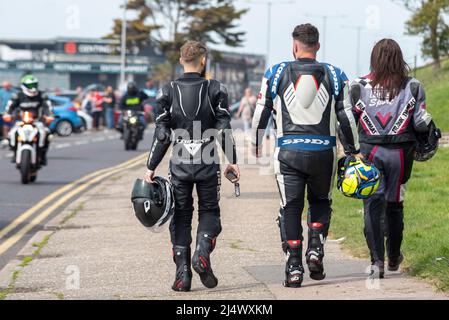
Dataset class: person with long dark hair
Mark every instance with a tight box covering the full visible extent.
[348,39,435,278]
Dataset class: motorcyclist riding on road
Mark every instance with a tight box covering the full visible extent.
[117,82,148,139]
[4,75,53,165]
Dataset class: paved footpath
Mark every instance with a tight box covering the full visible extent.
[442,133,449,147]
[0,134,447,300]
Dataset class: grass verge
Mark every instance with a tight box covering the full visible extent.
[415,58,449,132]
[330,148,449,291]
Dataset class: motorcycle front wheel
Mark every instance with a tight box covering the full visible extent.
[30,172,38,183]
[20,149,32,184]
[124,129,130,150]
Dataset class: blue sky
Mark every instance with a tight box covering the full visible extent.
[0,0,424,79]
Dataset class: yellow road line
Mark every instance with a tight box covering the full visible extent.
[0,154,146,255]
[0,153,147,241]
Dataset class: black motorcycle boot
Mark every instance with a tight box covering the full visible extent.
[171,246,192,292]
[388,252,404,272]
[306,223,326,281]
[385,202,405,272]
[371,260,385,279]
[40,149,48,166]
[192,232,218,289]
[283,240,304,288]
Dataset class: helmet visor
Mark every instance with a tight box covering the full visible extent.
[23,82,38,90]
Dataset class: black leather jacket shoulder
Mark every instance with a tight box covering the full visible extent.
[147,73,236,170]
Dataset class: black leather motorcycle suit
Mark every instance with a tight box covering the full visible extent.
[6,91,52,120]
[252,58,359,249]
[5,91,52,162]
[349,76,432,264]
[147,72,237,247]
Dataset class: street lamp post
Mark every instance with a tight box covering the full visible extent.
[264,0,294,66]
[356,26,361,76]
[304,13,347,61]
[119,0,128,88]
[266,2,271,64]
[239,0,294,67]
[341,25,363,76]
[322,16,327,61]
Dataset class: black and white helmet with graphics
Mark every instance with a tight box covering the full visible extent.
[414,120,441,162]
[131,177,175,231]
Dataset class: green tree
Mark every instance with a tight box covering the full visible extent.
[106,0,248,80]
[398,0,449,69]
[106,0,160,49]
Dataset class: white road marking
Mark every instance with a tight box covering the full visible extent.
[54,143,71,149]
[48,132,123,150]
[0,129,148,157]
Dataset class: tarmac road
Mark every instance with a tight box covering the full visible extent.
[0,129,154,269]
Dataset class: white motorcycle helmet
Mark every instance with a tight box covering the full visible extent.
[21,75,39,97]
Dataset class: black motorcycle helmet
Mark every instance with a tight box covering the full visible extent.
[131,177,175,229]
[127,82,138,96]
[414,121,441,162]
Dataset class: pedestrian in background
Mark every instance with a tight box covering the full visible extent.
[91,90,104,130]
[81,91,93,115]
[0,81,14,143]
[103,86,116,130]
[236,87,256,134]
[73,86,84,108]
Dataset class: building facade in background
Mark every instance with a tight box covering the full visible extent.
[0,37,164,90]
[210,51,265,103]
[0,37,265,103]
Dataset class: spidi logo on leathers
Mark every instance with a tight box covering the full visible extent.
[326,65,340,95]
[281,138,332,147]
[278,135,337,151]
[271,63,286,97]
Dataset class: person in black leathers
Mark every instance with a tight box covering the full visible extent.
[117,82,148,138]
[5,75,52,165]
[252,24,361,287]
[144,41,240,292]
